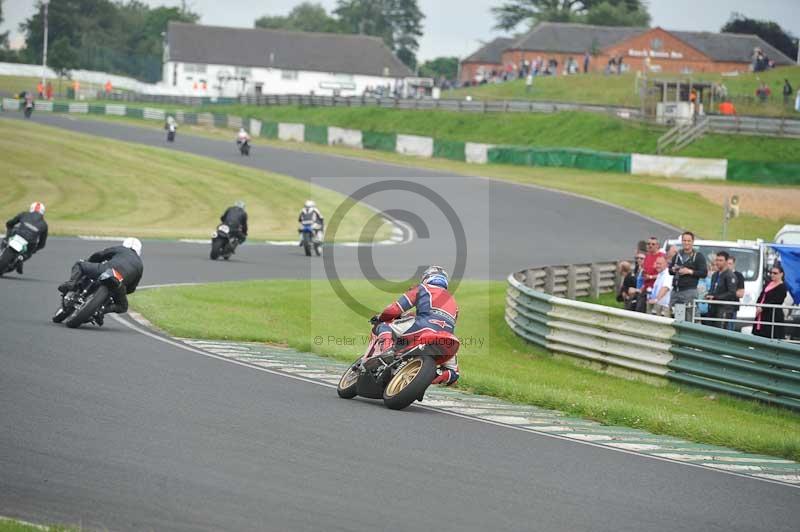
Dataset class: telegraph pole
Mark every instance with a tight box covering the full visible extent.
[41,0,50,90]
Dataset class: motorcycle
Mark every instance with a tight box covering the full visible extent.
[52,267,124,328]
[337,316,460,410]
[166,123,176,142]
[238,139,250,156]
[210,224,239,260]
[24,103,33,119]
[0,234,28,276]
[299,222,322,257]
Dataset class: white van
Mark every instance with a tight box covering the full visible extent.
[775,225,800,246]
[665,238,765,329]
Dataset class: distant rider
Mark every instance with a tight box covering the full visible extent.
[4,201,49,274]
[371,266,460,386]
[220,200,249,244]
[57,237,144,326]
[165,115,177,134]
[236,127,250,145]
[298,200,324,245]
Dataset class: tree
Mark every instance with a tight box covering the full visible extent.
[48,36,78,77]
[492,0,649,31]
[334,0,424,69]
[418,56,459,80]
[255,2,342,33]
[0,0,9,48]
[721,13,798,61]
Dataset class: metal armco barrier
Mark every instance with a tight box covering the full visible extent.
[507,268,800,410]
[707,115,800,139]
[514,261,617,299]
[669,322,800,410]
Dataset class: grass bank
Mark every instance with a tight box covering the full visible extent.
[65,112,796,241]
[0,118,387,241]
[446,66,800,118]
[0,517,76,532]
[131,279,800,461]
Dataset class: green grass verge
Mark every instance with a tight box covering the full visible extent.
[62,112,797,241]
[0,118,388,241]
[131,279,800,461]
[446,66,800,118]
[0,517,77,532]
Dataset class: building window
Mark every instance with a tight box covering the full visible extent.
[281,70,298,80]
[651,38,663,51]
[235,67,252,77]
[183,63,207,74]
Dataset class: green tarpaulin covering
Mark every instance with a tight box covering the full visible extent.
[125,107,144,119]
[434,139,466,161]
[182,113,197,125]
[488,146,630,173]
[362,131,396,152]
[88,105,105,114]
[304,124,328,145]
[212,113,228,128]
[260,121,279,139]
[726,160,800,185]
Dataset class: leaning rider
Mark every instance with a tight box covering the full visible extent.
[298,200,324,245]
[57,237,144,326]
[237,127,250,145]
[220,200,248,244]
[371,266,460,386]
[4,201,49,274]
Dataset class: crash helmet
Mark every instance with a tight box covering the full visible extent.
[235,200,246,210]
[122,237,143,257]
[304,200,316,209]
[421,265,449,289]
[30,201,46,215]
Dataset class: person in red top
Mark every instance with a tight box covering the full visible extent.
[371,266,460,385]
[641,236,665,294]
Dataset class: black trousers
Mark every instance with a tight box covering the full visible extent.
[69,262,128,314]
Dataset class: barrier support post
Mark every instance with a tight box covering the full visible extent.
[590,263,602,299]
[544,267,555,295]
[567,265,577,299]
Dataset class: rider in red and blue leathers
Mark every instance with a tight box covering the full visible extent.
[372,266,460,386]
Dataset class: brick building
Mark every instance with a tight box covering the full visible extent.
[461,22,793,82]
[459,37,513,84]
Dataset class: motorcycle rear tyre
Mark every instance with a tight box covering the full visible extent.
[382,355,436,410]
[0,248,16,275]
[65,286,109,329]
[210,238,223,260]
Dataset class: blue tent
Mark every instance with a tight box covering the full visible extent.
[771,244,800,302]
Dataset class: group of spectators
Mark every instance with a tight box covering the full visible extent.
[467,51,597,87]
[616,232,789,339]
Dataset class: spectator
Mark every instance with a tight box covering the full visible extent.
[753,263,787,340]
[783,79,794,105]
[45,82,53,100]
[727,255,745,331]
[606,56,617,75]
[631,253,647,312]
[72,79,80,99]
[647,256,672,317]
[719,99,736,115]
[705,251,739,328]
[526,71,533,93]
[665,244,678,263]
[696,254,714,321]
[616,55,624,74]
[669,231,708,321]
[616,261,637,310]
[583,51,590,74]
[755,81,771,103]
[37,81,44,98]
[642,236,665,295]
[104,80,113,95]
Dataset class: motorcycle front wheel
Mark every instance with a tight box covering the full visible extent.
[210,238,223,260]
[382,355,436,410]
[337,361,360,399]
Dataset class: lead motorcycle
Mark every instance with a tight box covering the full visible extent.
[52,267,124,328]
[238,138,250,156]
[337,316,460,410]
[0,235,28,276]
[299,222,322,257]
[210,224,239,260]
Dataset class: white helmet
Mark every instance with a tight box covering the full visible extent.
[304,200,316,209]
[235,200,246,210]
[122,237,143,257]
[30,201,46,215]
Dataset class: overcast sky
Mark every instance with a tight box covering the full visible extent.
[3,0,799,61]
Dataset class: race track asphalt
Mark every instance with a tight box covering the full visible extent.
[1,114,797,531]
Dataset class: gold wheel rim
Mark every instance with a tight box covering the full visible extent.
[339,367,358,390]
[385,358,423,397]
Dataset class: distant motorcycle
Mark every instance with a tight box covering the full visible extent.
[166,123,176,142]
[337,316,460,410]
[210,224,239,260]
[0,235,28,276]
[52,267,124,328]
[299,222,322,257]
[23,103,33,119]
[238,139,250,156]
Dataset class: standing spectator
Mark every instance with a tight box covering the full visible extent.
[72,79,80,99]
[37,81,44,98]
[669,231,708,321]
[525,71,533,93]
[616,54,624,74]
[631,253,646,312]
[104,80,113,95]
[783,79,794,105]
[641,236,665,295]
[756,81,771,102]
[45,82,53,100]
[647,256,672,317]
[719,99,736,115]
[727,255,745,330]
[616,261,637,311]
[665,244,678,263]
[606,56,616,75]
[705,251,738,328]
[583,51,590,73]
[696,254,714,321]
[753,264,787,340]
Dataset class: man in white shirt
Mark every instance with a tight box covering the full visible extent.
[647,256,673,317]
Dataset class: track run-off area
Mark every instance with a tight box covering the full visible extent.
[0,114,797,531]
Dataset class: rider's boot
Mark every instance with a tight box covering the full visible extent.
[15,257,23,274]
